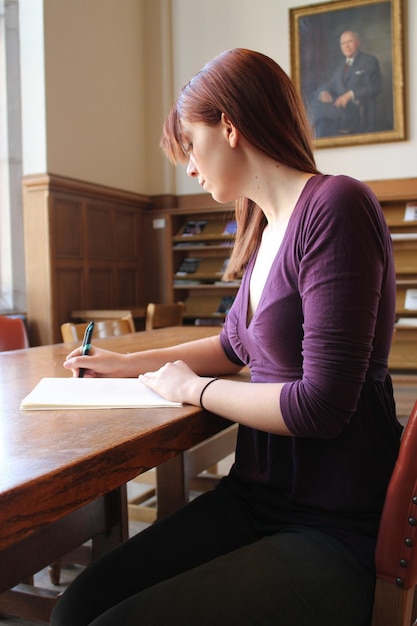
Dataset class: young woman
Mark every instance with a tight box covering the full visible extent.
[51,48,402,626]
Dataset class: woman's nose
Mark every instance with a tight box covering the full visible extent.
[186,155,198,177]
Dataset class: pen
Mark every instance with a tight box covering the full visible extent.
[79,320,95,378]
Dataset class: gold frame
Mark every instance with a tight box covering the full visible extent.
[290,0,405,148]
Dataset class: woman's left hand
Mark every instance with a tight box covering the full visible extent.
[139,360,201,405]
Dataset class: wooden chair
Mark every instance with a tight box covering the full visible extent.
[71,309,138,329]
[0,315,29,351]
[129,303,185,522]
[61,314,135,342]
[371,399,417,626]
[51,315,136,586]
[145,302,185,331]
[128,302,237,523]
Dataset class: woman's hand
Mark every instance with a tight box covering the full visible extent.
[140,360,202,405]
[140,359,292,436]
[63,345,128,378]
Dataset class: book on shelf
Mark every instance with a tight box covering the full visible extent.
[175,257,230,280]
[405,202,417,222]
[395,317,417,327]
[404,288,417,311]
[216,295,236,314]
[184,294,237,319]
[20,377,182,410]
[176,257,201,275]
[173,279,202,286]
[180,220,207,236]
[194,318,224,327]
[219,258,230,274]
[174,242,206,248]
[222,220,237,236]
[214,280,241,286]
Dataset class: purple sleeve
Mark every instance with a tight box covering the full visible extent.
[280,179,395,438]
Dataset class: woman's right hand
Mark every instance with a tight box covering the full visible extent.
[63,345,128,378]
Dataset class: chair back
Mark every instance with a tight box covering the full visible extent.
[371,399,417,625]
[70,310,135,333]
[0,315,29,351]
[61,316,134,343]
[145,302,184,331]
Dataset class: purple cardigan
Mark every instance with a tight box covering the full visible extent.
[220,175,402,569]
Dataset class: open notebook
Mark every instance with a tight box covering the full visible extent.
[20,377,182,410]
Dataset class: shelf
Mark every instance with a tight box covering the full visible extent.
[389,324,417,370]
[169,211,238,322]
[383,201,417,231]
[391,237,417,275]
[376,184,417,372]
[145,180,417,371]
[173,218,236,243]
[174,256,230,282]
[173,282,240,291]
[183,294,236,320]
[396,280,417,316]
[173,242,234,251]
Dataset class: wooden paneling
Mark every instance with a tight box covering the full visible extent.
[23,174,152,345]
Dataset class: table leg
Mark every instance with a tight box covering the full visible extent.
[0,485,128,622]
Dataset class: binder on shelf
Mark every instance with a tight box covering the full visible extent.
[179,220,207,236]
[176,257,201,275]
[173,219,237,242]
[405,202,417,222]
[216,295,235,314]
[222,220,237,236]
[175,257,230,280]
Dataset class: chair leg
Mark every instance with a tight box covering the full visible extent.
[371,579,416,626]
[48,561,61,586]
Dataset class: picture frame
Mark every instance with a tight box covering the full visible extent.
[289,0,405,148]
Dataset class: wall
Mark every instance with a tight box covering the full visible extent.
[170,0,416,195]
[19,0,416,197]
[43,0,147,194]
[19,0,172,196]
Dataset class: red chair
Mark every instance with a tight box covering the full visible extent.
[0,316,29,351]
[371,399,417,625]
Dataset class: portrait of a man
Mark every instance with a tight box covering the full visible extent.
[309,30,382,137]
[290,0,404,146]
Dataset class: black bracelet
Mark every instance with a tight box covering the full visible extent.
[199,378,218,410]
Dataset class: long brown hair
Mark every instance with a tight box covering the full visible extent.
[160,48,319,279]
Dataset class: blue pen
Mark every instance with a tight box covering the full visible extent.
[79,321,95,378]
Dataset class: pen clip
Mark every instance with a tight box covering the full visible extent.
[79,321,95,378]
[82,321,95,346]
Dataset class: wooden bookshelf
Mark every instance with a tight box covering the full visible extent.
[144,179,417,370]
[169,209,239,323]
[366,179,417,371]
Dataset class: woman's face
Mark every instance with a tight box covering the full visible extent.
[181,118,241,204]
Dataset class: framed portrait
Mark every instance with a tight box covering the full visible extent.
[289,0,405,148]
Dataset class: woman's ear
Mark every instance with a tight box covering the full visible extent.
[221,113,239,148]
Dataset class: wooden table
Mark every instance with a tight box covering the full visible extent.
[0,326,230,620]
[0,325,415,621]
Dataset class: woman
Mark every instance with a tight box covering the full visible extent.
[51,49,402,626]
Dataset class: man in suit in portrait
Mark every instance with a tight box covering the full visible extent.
[310,30,382,138]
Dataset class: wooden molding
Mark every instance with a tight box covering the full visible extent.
[23,173,153,209]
